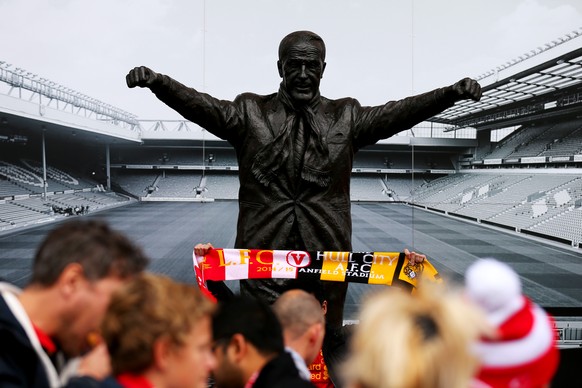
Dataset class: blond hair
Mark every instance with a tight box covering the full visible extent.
[345,284,490,388]
[101,273,214,375]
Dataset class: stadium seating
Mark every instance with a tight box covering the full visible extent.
[203,172,239,199]
[410,173,582,246]
[0,158,132,232]
[350,175,391,201]
[148,172,203,198]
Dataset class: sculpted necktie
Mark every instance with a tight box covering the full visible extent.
[294,116,307,173]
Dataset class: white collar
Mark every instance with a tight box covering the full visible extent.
[285,346,311,381]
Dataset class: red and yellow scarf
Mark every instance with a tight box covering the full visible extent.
[193,249,441,298]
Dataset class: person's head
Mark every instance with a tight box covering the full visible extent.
[273,289,325,365]
[101,273,215,388]
[277,30,326,104]
[211,295,284,388]
[281,278,328,316]
[465,258,560,387]
[344,284,489,388]
[27,219,148,357]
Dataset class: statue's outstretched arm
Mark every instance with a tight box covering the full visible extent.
[126,66,161,89]
[450,77,482,102]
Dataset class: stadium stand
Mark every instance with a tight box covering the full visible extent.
[110,145,239,167]
[202,172,239,199]
[410,172,582,246]
[0,154,132,231]
[0,201,51,229]
[350,175,391,201]
[382,173,437,201]
[475,121,582,166]
[112,170,160,198]
[531,207,582,244]
[539,123,582,157]
[0,177,33,198]
[148,171,203,198]
[506,122,582,159]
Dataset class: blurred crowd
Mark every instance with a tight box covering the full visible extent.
[0,219,562,388]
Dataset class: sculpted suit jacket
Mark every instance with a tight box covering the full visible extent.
[149,75,458,325]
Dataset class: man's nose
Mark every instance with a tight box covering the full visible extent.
[299,64,307,78]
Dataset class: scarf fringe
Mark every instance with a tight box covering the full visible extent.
[301,168,330,188]
[251,165,274,187]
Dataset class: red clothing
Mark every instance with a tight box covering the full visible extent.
[32,323,56,355]
[309,349,334,388]
[116,374,155,388]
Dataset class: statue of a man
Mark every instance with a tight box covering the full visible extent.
[127,31,481,328]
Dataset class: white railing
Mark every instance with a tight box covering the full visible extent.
[0,61,139,130]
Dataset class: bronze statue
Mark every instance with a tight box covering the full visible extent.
[127,31,481,328]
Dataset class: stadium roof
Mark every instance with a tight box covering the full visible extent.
[431,47,582,131]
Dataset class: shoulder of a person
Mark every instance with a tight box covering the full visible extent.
[0,301,34,351]
[234,91,277,103]
[0,282,22,295]
[320,96,361,113]
[65,376,105,388]
[279,377,317,388]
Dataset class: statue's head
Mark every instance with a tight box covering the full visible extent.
[277,31,327,104]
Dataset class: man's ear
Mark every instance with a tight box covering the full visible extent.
[321,61,326,78]
[57,263,85,299]
[152,336,172,371]
[321,300,328,316]
[228,333,248,363]
[309,322,324,346]
[277,60,283,78]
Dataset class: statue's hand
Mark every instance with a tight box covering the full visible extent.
[453,77,482,102]
[126,66,160,88]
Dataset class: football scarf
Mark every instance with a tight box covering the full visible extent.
[193,249,441,298]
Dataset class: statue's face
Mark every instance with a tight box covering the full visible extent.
[278,41,326,103]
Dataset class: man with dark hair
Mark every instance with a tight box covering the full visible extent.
[211,295,314,388]
[0,219,149,387]
[128,30,480,329]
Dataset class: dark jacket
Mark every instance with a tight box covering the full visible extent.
[149,76,458,326]
[0,292,99,388]
[0,294,51,387]
[253,351,315,388]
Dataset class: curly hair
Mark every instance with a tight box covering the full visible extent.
[101,273,215,375]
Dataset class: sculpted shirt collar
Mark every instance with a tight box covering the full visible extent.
[277,84,321,113]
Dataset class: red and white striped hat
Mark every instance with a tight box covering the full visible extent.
[465,258,559,388]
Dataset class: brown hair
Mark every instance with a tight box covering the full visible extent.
[101,273,215,375]
[31,219,148,286]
